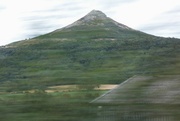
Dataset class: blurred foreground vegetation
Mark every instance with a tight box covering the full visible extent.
[0,89,179,121]
[0,89,102,121]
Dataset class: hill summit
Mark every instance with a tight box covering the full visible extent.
[36,10,144,41]
[86,10,107,18]
[55,10,132,32]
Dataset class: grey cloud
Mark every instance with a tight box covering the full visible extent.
[21,11,79,34]
[24,19,62,34]
[21,1,86,24]
[141,22,180,31]
[100,0,138,4]
[26,21,53,30]
[166,6,180,14]
[22,14,71,21]
[20,19,55,39]
[34,5,82,13]
[139,21,180,38]
[55,2,85,11]
[140,7,180,32]
[19,1,87,40]
[0,5,6,12]
[33,1,85,14]
[98,0,138,8]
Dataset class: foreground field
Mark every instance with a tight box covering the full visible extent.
[0,84,118,121]
[0,89,104,121]
[0,76,180,121]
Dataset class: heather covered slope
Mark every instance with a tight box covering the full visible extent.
[0,10,179,91]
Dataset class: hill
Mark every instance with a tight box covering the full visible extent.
[0,10,179,92]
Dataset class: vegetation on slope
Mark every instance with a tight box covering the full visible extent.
[0,35,179,91]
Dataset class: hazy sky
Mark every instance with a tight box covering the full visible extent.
[0,0,180,46]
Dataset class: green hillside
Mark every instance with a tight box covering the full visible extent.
[0,10,179,92]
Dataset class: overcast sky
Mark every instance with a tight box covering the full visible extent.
[0,0,180,46]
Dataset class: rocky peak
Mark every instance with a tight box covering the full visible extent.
[57,10,132,30]
[80,10,108,23]
[62,10,108,29]
[84,10,107,20]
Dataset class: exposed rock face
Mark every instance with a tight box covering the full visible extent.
[64,10,107,28]
[57,10,132,30]
[82,10,107,21]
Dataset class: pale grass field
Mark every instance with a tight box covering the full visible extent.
[45,84,118,93]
